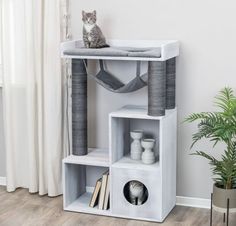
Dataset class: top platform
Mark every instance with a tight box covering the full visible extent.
[109,105,177,120]
[61,39,179,61]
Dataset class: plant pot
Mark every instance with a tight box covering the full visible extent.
[212,184,236,213]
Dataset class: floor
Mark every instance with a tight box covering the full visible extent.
[0,186,235,226]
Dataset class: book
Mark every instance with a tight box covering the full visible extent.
[89,178,102,208]
[98,171,109,210]
[103,174,110,210]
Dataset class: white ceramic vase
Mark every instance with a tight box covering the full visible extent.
[141,139,156,164]
[130,130,143,160]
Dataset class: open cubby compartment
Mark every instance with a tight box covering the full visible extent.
[110,115,160,168]
[109,105,166,169]
[63,161,110,216]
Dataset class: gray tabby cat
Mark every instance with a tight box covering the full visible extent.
[129,181,144,205]
[82,10,109,48]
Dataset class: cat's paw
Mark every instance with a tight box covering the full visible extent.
[83,41,90,48]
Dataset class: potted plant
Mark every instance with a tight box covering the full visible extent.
[185,87,236,213]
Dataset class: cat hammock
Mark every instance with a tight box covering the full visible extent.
[88,60,148,93]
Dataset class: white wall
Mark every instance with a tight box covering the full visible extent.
[70,0,236,199]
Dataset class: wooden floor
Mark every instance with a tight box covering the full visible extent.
[0,186,235,226]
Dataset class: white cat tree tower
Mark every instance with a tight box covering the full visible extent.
[61,39,179,222]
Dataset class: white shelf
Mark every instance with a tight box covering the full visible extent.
[110,105,176,120]
[65,192,111,216]
[63,148,109,167]
[64,191,159,222]
[112,155,160,171]
[61,39,179,61]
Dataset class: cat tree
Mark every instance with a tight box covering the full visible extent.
[61,39,179,222]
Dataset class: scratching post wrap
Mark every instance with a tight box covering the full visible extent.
[148,61,166,116]
[72,59,88,156]
[166,58,176,109]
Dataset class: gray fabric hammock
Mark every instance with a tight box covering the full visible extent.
[89,60,148,93]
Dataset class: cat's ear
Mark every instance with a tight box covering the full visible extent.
[82,10,86,18]
[92,10,96,16]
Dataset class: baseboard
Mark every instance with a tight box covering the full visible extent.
[176,196,210,209]
[0,177,6,186]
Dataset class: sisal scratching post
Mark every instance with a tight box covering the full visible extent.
[166,58,176,109]
[72,59,88,156]
[148,61,166,116]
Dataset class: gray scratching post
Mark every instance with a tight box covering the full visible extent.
[72,59,88,156]
[166,58,176,109]
[148,61,166,116]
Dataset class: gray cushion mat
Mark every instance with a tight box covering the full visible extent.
[63,47,161,58]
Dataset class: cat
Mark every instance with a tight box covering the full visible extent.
[129,181,145,205]
[82,10,109,48]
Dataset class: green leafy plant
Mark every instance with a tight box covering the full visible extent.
[185,87,236,189]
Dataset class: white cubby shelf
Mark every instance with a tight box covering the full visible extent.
[63,148,109,167]
[63,105,177,222]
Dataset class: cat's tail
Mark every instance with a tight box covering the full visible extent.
[91,44,110,48]
[102,44,110,48]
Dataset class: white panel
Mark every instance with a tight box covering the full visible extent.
[110,117,130,163]
[63,163,86,208]
[111,167,162,222]
[112,155,160,171]
[63,148,109,167]
[110,105,176,120]
[160,111,177,219]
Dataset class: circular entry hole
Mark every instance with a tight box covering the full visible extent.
[123,180,148,206]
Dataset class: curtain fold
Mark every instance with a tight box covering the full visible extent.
[2,0,67,196]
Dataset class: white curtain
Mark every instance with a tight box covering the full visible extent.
[1,0,69,196]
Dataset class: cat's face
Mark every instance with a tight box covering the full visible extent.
[82,10,96,25]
